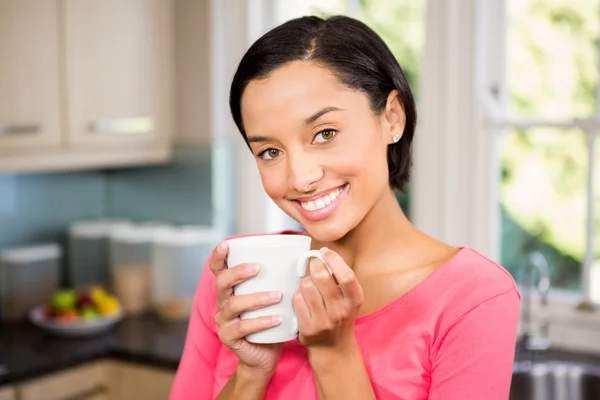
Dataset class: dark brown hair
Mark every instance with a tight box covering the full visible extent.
[229,15,416,191]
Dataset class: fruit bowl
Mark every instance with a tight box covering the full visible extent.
[28,286,124,337]
[29,305,123,337]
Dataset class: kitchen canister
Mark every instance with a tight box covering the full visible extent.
[0,244,62,321]
[151,226,219,322]
[109,223,171,315]
[68,219,132,289]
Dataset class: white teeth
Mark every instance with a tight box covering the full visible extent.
[300,185,345,212]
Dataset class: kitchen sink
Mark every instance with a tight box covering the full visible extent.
[510,361,600,400]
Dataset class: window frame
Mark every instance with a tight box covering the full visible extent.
[483,0,599,305]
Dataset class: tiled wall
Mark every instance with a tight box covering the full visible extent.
[0,172,107,250]
[106,146,213,225]
[0,146,214,252]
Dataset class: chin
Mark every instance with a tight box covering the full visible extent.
[301,220,353,243]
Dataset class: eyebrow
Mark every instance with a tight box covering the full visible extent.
[247,135,269,144]
[246,106,344,144]
[304,106,343,125]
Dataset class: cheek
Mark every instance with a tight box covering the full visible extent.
[339,132,389,185]
[258,165,287,200]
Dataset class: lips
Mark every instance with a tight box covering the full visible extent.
[299,186,344,211]
[292,184,349,222]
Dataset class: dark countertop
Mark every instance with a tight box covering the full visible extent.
[0,314,188,386]
[514,345,600,366]
[3,318,600,388]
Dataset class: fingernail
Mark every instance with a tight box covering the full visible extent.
[246,263,259,274]
[271,315,282,324]
[320,247,330,256]
[219,241,227,250]
[269,291,282,301]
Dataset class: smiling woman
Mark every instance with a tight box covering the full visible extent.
[171,15,521,400]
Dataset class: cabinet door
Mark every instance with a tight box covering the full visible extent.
[0,0,62,153]
[0,385,15,400]
[108,361,175,400]
[16,361,108,400]
[62,0,173,148]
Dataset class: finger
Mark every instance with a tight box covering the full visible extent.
[218,315,282,344]
[220,291,282,321]
[309,257,342,305]
[321,248,364,307]
[293,292,311,329]
[215,263,260,308]
[209,241,229,276]
[215,263,260,294]
[299,276,328,320]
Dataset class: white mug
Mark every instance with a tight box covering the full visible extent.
[226,234,325,344]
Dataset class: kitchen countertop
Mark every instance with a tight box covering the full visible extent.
[514,344,600,366]
[0,313,188,386]
[3,317,600,388]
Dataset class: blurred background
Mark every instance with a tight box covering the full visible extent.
[0,0,599,399]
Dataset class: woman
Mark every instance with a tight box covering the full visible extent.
[171,15,520,400]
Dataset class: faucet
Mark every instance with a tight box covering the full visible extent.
[519,251,551,352]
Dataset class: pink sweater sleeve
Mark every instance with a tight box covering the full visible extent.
[170,261,220,400]
[428,289,520,400]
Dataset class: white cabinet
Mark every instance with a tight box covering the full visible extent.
[0,0,62,152]
[0,385,15,400]
[10,360,175,400]
[174,0,210,145]
[63,0,173,150]
[16,361,109,400]
[107,361,175,400]
[0,0,174,173]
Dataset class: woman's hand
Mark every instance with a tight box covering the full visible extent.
[210,242,285,379]
[293,247,364,354]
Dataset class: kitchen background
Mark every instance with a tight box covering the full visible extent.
[0,0,599,399]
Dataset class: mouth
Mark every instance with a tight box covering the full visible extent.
[292,183,349,222]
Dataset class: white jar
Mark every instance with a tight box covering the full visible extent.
[151,226,219,322]
[68,219,131,289]
[109,223,171,315]
[0,244,62,321]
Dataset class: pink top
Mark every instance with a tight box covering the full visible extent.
[171,233,520,400]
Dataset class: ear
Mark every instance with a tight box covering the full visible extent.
[383,90,406,143]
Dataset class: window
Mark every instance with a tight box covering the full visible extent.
[497,0,599,301]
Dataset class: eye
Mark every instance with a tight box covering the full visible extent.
[258,148,282,160]
[313,129,337,144]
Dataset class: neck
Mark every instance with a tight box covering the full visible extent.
[316,188,420,275]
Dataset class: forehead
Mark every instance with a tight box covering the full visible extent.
[241,61,362,133]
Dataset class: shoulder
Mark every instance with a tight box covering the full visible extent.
[428,247,520,335]
[441,247,519,297]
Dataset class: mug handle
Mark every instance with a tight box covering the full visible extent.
[295,250,326,277]
[291,250,329,336]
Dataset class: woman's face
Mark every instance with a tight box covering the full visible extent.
[241,61,404,242]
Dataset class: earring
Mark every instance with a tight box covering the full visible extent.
[392,134,401,143]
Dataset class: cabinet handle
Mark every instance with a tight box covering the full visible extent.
[0,124,40,136]
[90,117,154,135]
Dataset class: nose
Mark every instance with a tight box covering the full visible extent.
[288,151,323,193]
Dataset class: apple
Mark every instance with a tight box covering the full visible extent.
[76,293,94,308]
[52,289,77,311]
[79,306,98,321]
